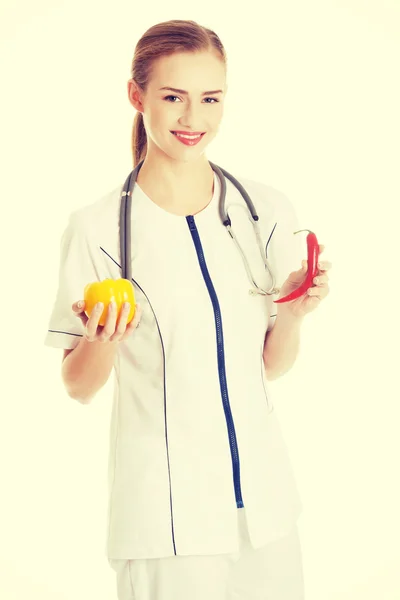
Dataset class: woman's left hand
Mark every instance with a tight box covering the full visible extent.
[276,244,331,319]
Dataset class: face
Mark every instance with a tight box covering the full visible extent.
[127,51,227,162]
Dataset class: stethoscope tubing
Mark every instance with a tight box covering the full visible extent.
[119,159,278,295]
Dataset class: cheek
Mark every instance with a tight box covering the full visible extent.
[211,105,224,126]
[151,105,167,121]
[143,108,169,138]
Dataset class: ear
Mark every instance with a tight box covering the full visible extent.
[127,79,144,112]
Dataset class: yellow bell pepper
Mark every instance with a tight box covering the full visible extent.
[83,278,136,327]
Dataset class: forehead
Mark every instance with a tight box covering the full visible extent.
[150,51,226,89]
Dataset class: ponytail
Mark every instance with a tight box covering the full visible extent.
[131,111,147,168]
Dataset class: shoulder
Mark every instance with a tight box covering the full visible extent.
[67,184,122,239]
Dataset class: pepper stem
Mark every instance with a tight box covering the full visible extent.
[293,229,313,235]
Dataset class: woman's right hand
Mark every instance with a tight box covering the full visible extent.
[72,300,142,343]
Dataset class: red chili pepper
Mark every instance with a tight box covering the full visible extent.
[273,229,320,304]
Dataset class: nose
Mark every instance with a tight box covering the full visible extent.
[178,101,203,130]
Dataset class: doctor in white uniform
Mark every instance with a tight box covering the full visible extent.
[44,19,331,600]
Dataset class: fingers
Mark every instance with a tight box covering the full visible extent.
[72,300,85,314]
[317,261,331,272]
[307,283,329,299]
[72,298,142,344]
[85,302,106,342]
[120,303,142,341]
[313,275,328,285]
[72,300,89,326]
[302,259,332,273]
[109,302,141,343]
[99,302,120,342]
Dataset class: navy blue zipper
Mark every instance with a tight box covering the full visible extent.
[186,215,244,509]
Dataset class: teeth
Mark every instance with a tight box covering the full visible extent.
[174,133,202,139]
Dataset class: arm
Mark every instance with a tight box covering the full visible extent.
[62,337,118,404]
[263,311,304,381]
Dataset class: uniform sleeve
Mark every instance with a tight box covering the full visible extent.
[43,213,103,350]
[267,192,305,332]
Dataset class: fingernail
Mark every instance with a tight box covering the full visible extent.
[77,301,82,308]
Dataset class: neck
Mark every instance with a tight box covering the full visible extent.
[137,151,213,197]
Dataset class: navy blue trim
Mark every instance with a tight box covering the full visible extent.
[48,330,83,337]
[186,216,244,509]
[99,246,177,556]
[265,222,277,259]
[266,223,277,320]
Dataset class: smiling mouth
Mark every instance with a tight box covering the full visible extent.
[171,132,205,139]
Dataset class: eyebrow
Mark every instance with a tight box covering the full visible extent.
[159,86,223,96]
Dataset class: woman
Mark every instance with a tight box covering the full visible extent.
[44,19,331,600]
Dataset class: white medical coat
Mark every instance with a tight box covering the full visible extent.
[44,168,305,560]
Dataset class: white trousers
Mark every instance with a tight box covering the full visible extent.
[108,508,304,600]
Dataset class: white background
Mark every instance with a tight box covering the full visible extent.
[1,0,399,598]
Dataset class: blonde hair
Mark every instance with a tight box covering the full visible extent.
[129,19,227,167]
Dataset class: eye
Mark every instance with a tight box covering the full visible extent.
[163,95,219,104]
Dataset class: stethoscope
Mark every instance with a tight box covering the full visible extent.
[119,158,279,296]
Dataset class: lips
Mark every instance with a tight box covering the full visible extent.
[171,131,205,136]
[171,131,205,146]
